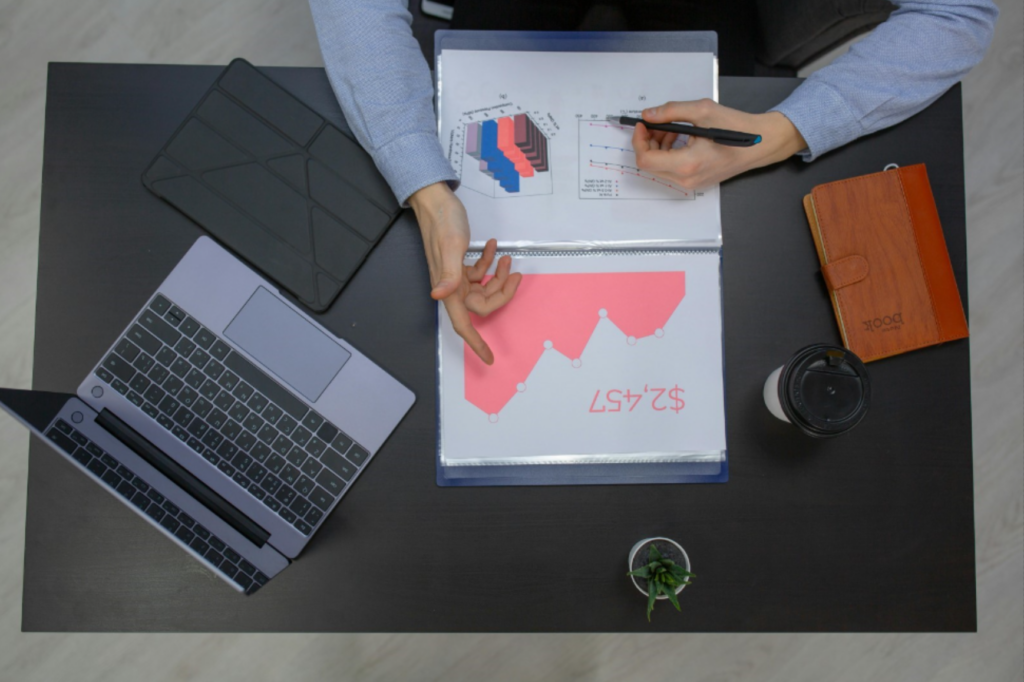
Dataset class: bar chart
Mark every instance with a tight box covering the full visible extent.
[458,113,553,198]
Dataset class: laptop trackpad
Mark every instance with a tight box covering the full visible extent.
[224,287,350,402]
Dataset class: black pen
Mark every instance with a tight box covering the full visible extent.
[607,115,761,147]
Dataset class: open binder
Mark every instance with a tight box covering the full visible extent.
[434,31,727,486]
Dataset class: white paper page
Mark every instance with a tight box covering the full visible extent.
[438,50,722,249]
[439,251,726,465]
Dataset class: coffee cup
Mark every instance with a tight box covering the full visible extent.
[763,344,870,437]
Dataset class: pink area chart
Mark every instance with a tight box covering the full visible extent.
[464,272,686,416]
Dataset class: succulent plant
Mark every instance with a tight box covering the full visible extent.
[627,542,696,621]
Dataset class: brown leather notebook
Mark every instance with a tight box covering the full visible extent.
[803,164,969,362]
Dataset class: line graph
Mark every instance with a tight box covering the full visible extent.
[577,119,694,200]
[463,272,686,418]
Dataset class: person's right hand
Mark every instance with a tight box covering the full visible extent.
[407,182,521,365]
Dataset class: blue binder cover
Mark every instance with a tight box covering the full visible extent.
[434,31,727,487]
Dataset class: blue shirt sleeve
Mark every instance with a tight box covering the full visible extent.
[309,0,458,205]
[771,0,998,161]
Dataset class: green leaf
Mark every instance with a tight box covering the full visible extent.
[666,584,682,612]
[627,566,651,579]
[648,544,662,562]
[646,582,657,622]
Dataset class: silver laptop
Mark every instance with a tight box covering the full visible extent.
[0,236,415,594]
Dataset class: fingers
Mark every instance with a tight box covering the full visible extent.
[446,297,494,365]
[482,254,511,295]
[468,238,497,282]
[432,235,475,300]
[642,99,716,125]
[467,271,522,317]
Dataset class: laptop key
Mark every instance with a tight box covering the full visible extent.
[143,383,166,406]
[279,507,297,523]
[146,500,166,522]
[204,360,225,381]
[309,486,333,511]
[201,430,223,449]
[264,496,282,512]
[155,346,177,368]
[223,547,241,564]
[149,295,171,315]
[232,382,254,402]
[293,519,313,535]
[261,403,283,425]
[227,401,249,424]
[131,491,149,510]
[101,469,122,489]
[305,437,327,458]
[174,525,195,545]
[212,390,234,412]
[178,513,195,528]
[174,337,197,358]
[117,483,135,502]
[202,448,219,465]
[172,425,189,442]
[237,560,256,576]
[216,440,238,460]
[86,458,107,477]
[54,420,73,435]
[280,465,300,486]
[207,408,228,430]
[274,486,297,506]
[300,458,323,478]
[199,380,220,402]
[320,449,355,481]
[291,426,312,447]
[316,422,338,444]
[247,463,267,484]
[247,393,269,413]
[162,500,181,516]
[115,338,141,363]
[47,429,78,455]
[271,434,291,456]
[156,413,175,431]
[251,442,272,463]
[178,386,199,408]
[347,445,368,467]
[209,536,226,552]
[132,352,156,374]
[187,436,204,454]
[166,306,186,326]
[217,371,239,392]
[146,488,165,505]
[204,544,223,562]
[277,415,297,436]
[285,446,306,468]
[190,348,211,370]
[139,309,182,346]
[222,419,243,441]
[142,402,160,419]
[184,368,206,390]
[301,412,324,433]
[187,418,210,439]
[294,476,315,497]
[231,451,253,472]
[250,486,266,501]
[170,357,191,378]
[305,507,323,525]
[216,460,236,478]
[193,397,213,418]
[315,469,344,496]
[179,317,201,338]
[193,327,215,350]
[253,571,269,586]
[221,562,239,579]
[100,453,118,468]
[257,423,278,445]
[111,379,130,395]
[194,524,210,540]
[116,464,134,479]
[148,364,171,385]
[232,472,250,490]
[173,406,194,427]
[265,455,285,474]
[190,537,210,556]
[260,475,283,495]
[163,375,185,396]
[85,442,104,457]
[73,446,94,466]
[210,340,231,362]
[94,367,115,384]
[102,354,136,383]
[128,373,151,394]
[158,395,181,416]
[289,496,311,517]
[332,431,353,454]
[234,572,254,590]
[236,430,257,453]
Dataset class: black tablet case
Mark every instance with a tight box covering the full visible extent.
[142,59,402,312]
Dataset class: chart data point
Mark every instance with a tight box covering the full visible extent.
[572,359,582,368]
[598,308,608,318]
[517,383,527,393]
[655,328,664,338]
[543,340,553,350]
[627,336,637,346]
[488,414,499,424]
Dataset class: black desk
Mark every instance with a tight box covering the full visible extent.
[23,64,975,632]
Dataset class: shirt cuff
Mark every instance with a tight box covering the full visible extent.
[770,79,864,162]
[371,131,460,206]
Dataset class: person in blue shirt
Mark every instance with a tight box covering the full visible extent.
[309,0,997,364]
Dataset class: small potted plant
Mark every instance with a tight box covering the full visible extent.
[627,537,695,621]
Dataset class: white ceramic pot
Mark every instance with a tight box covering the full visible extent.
[628,537,690,598]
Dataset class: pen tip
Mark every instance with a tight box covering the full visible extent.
[754,135,762,144]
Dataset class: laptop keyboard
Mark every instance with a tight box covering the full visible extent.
[46,418,268,594]
[91,294,370,537]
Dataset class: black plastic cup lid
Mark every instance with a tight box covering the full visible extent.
[779,344,870,438]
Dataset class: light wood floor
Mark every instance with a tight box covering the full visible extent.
[0,1,1020,680]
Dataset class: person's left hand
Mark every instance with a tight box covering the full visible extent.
[632,99,808,189]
